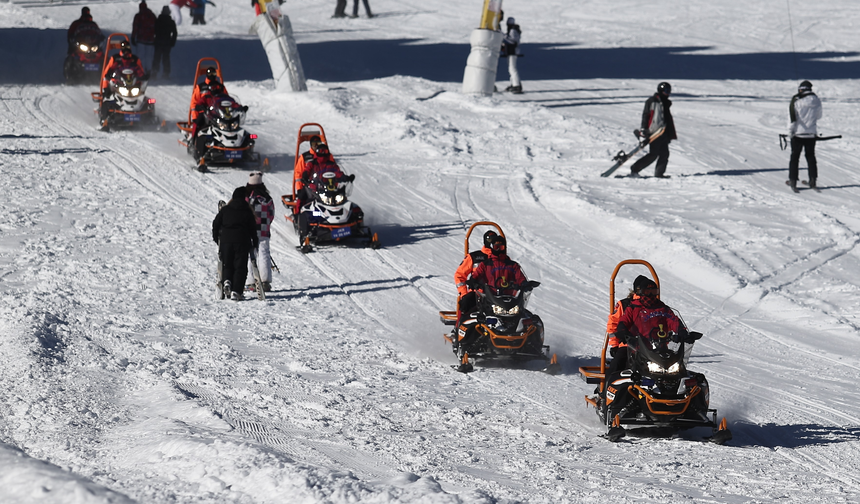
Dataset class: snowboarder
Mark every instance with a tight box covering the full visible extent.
[350,0,373,18]
[245,172,275,292]
[67,6,103,54]
[131,1,156,71]
[501,17,522,94]
[787,80,823,192]
[630,82,676,178]
[213,187,259,301]
[152,6,177,80]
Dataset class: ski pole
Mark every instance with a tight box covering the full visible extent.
[270,256,280,273]
[780,133,841,150]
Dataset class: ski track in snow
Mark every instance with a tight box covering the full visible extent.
[3,0,860,503]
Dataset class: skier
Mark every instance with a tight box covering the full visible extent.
[191,0,216,24]
[68,7,103,54]
[245,172,275,292]
[629,82,676,178]
[453,230,497,333]
[501,17,522,94]
[169,0,199,26]
[787,80,823,192]
[131,1,157,70]
[152,6,177,80]
[213,187,259,300]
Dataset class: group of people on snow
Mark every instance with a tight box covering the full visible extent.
[626,79,822,185]
[212,172,275,301]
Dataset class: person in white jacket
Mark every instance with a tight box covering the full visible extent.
[501,17,522,94]
[788,80,823,190]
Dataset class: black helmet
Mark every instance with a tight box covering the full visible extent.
[482,230,498,249]
[206,67,218,78]
[657,82,671,95]
[490,235,507,255]
[798,80,813,91]
[315,143,330,155]
[633,275,658,296]
[119,40,132,58]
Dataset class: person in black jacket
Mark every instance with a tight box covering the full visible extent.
[213,187,259,300]
[152,6,177,80]
[630,82,677,178]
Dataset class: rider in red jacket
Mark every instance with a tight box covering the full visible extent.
[470,236,528,295]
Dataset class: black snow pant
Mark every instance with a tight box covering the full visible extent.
[152,46,172,78]
[789,136,817,185]
[334,0,347,17]
[352,0,372,16]
[630,137,671,177]
[219,241,251,293]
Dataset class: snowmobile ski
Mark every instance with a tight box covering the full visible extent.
[601,128,665,177]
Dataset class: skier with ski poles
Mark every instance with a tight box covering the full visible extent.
[786,80,823,192]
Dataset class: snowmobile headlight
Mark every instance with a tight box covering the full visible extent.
[118,87,130,96]
[492,304,519,316]
[130,87,140,97]
[79,43,89,51]
[320,194,338,206]
[334,193,345,204]
[646,361,681,375]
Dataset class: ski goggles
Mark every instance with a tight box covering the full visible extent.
[639,287,659,297]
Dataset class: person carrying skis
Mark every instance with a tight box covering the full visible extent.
[787,80,823,191]
[213,187,259,301]
[501,17,522,94]
[152,6,177,80]
[131,1,157,70]
[629,82,676,178]
[68,7,103,54]
[453,230,497,330]
[245,172,275,292]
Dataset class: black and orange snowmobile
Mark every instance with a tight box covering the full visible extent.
[579,259,732,444]
[440,221,559,374]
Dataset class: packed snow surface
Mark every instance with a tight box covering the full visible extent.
[2,0,860,502]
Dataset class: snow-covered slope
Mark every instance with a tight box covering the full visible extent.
[2,0,860,502]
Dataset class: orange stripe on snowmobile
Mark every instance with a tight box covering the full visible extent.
[475,322,536,350]
[629,384,701,416]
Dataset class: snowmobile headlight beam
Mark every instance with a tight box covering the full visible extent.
[646,361,681,375]
[79,43,89,52]
[118,86,140,97]
[492,304,520,316]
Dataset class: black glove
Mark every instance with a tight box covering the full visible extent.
[347,174,355,182]
[194,104,206,112]
[609,346,618,358]
[519,282,534,292]
[465,278,479,290]
[102,88,112,100]
[240,105,249,112]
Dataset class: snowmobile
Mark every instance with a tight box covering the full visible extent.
[579,259,732,444]
[177,58,264,172]
[64,32,105,85]
[90,33,160,132]
[439,221,559,374]
[280,123,379,252]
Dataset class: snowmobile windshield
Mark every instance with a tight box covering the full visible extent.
[210,99,243,132]
[316,181,348,206]
[630,335,684,376]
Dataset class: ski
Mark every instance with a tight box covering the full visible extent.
[216,200,226,299]
[601,127,665,177]
[249,248,266,301]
